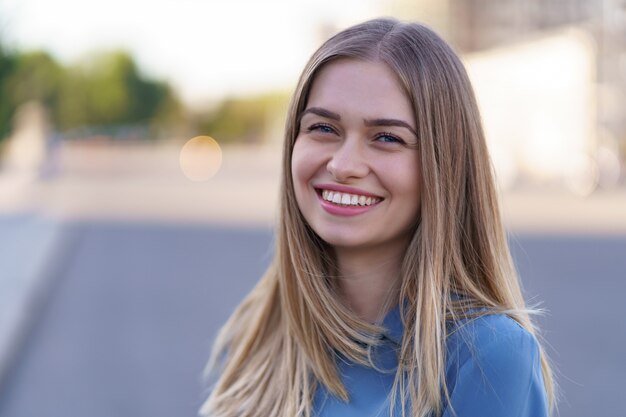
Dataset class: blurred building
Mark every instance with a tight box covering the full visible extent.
[386,0,626,191]
[449,0,598,52]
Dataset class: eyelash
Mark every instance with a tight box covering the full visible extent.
[307,123,335,134]
[307,123,406,144]
[376,133,405,144]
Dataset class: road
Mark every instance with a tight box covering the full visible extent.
[0,219,624,417]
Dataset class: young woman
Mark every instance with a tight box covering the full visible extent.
[200,18,555,417]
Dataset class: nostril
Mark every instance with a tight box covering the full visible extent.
[326,152,369,181]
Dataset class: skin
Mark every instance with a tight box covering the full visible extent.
[291,58,422,322]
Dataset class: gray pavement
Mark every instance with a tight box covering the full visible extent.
[0,220,623,417]
[0,220,273,417]
[508,233,626,416]
[0,212,64,390]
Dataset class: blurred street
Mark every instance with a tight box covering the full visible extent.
[0,142,624,417]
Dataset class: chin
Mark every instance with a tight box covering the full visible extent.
[314,231,372,250]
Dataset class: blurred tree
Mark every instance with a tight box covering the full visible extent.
[0,46,184,141]
[150,86,187,138]
[8,51,63,106]
[0,40,16,141]
[55,67,90,129]
[57,50,184,134]
[4,50,63,133]
[198,92,288,144]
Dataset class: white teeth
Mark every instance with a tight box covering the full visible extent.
[320,190,381,207]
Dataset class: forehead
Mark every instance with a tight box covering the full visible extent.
[304,59,415,124]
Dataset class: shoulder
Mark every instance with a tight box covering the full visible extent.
[443,314,548,417]
[446,313,540,366]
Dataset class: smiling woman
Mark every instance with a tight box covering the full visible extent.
[200,18,555,417]
[292,59,422,302]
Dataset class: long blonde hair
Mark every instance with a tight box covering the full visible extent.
[200,17,555,417]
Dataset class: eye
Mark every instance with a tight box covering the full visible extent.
[375,132,405,144]
[307,123,337,134]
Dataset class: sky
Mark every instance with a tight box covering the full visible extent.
[0,0,384,106]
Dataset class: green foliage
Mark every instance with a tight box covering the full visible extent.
[3,50,64,139]
[7,50,63,107]
[198,92,289,144]
[0,46,184,140]
[0,35,294,144]
[0,41,289,144]
[0,42,16,140]
[56,50,183,132]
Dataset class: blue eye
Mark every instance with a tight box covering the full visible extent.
[308,123,335,134]
[376,133,404,144]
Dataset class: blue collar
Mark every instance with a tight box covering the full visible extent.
[380,304,404,345]
[379,293,469,346]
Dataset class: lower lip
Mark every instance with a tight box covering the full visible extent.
[316,191,381,216]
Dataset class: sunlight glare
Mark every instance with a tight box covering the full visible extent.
[179,136,222,181]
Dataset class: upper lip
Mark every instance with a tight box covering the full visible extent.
[313,183,384,199]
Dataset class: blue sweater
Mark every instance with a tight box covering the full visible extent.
[313,305,549,416]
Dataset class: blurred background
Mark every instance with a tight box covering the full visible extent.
[0,0,625,416]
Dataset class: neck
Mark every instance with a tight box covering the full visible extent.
[333,242,407,323]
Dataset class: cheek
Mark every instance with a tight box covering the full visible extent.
[378,158,422,206]
[291,140,323,186]
[291,141,315,200]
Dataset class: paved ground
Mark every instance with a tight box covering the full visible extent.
[0,220,623,417]
[0,141,624,416]
[0,220,273,417]
[0,212,64,387]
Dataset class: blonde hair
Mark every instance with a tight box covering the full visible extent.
[200,17,555,417]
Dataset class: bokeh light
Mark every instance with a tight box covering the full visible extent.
[179,136,222,181]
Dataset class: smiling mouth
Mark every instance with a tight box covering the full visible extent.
[315,188,383,207]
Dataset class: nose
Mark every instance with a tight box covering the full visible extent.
[326,138,369,182]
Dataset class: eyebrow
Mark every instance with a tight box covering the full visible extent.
[364,118,418,138]
[300,106,418,138]
[300,107,341,121]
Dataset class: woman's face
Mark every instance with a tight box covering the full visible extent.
[291,59,422,254]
